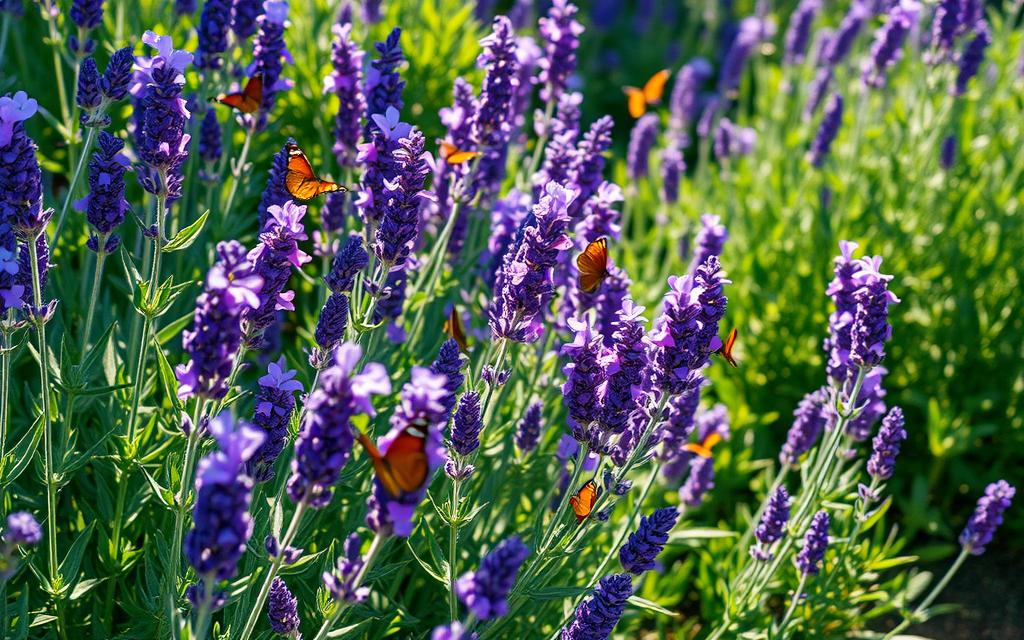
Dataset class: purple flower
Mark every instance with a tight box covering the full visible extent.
[795,510,830,575]
[0,246,23,313]
[326,232,369,294]
[560,573,633,640]
[176,241,264,400]
[361,0,382,23]
[455,536,530,620]
[77,58,106,125]
[242,201,312,347]
[679,455,715,507]
[659,385,701,479]
[249,1,290,129]
[196,0,232,70]
[198,110,222,180]
[288,344,390,508]
[849,256,899,368]
[661,145,685,203]
[846,366,887,441]
[2,512,41,546]
[365,367,448,537]
[325,21,365,167]
[809,93,843,168]
[432,622,477,640]
[430,338,465,419]
[537,0,584,103]
[257,142,292,230]
[669,58,711,134]
[930,0,963,63]
[101,47,135,101]
[430,79,477,243]
[267,577,300,635]
[69,0,103,55]
[365,28,405,137]
[751,486,791,560]
[561,316,612,449]
[714,118,757,159]
[471,16,521,204]
[785,0,820,64]
[356,108,405,230]
[184,414,265,583]
[866,406,905,481]
[959,480,1015,555]
[231,0,262,40]
[175,0,196,15]
[861,0,920,88]
[482,189,530,288]
[533,93,581,200]
[941,134,957,169]
[372,264,407,328]
[0,92,43,238]
[619,507,678,574]
[780,387,830,466]
[373,128,431,266]
[603,299,648,436]
[626,113,658,180]
[15,235,49,313]
[825,2,868,65]
[323,532,370,603]
[515,401,543,454]
[75,131,129,253]
[954,21,990,96]
[450,391,482,457]
[719,16,765,94]
[568,116,614,218]
[489,182,575,343]
[803,66,833,120]
[248,358,303,482]
[314,292,350,355]
[689,214,728,275]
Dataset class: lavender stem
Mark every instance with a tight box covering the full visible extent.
[50,126,97,245]
[881,547,970,640]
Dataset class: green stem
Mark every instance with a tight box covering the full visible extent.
[81,245,108,350]
[881,547,970,640]
[448,477,461,621]
[777,573,809,636]
[221,127,255,220]
[191,577,214,640]
[51,127,98,247]
[0,318,12,464]
[167,419,202,607]
[0,15,11,77]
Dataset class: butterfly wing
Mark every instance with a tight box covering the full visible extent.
[577,238,610,293]
[444,306,470,353]
[380,427,429,496]
[570,480,599,522]
[239,73,264,113]
[717,328,739,367]
[447,150,481,165]
[683,432,722,458]
[624,86,646,118]
[643,69,671,104]
[285,144,345,200]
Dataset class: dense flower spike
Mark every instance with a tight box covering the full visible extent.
[867,406,906,481]
[288,344,390,508]
[76,58,105,124]
[751,487,791,560]
[2,512,41,546]
[537,0,583,103]
[248,358,302,482]
[620,507,678,574]
[176,241,263,400]
[809,93,843,167]
[560,573,633,640]
[959,480,1015,555]
[567,115,614,218]
[242,201,312,347]
[365,367,447,537]
[326,233,369,294]
[250,1,290,129]
[661,145,685,203]
[101,46,134,101]
[356,107,406,229]
[373,128,430,266]
[455,536,530,620]
[849,256,899,368]
[489,182,575,343]
[714,118,756,159]
[199,109,222,167]
[603,299,648,435]
[689,214,728,274]
[669,59,711,136]
[196,0,232,70]
[515,401,543,454]
[326,21,365,167]
[69,0,103,55]
[626,113,658,179]
[431,78,477,237]
[74,131,128,253]
[258,142,292,229]
[267,577,300,635]
[323,533,370,603]
[184,415,264,585]
[825,2,868,65]
[472,16,521,203]
[930,0,963,63]
[365,28,405,137]
[659,386,701,479]
[16,235,49,312]
[862,0,920,88]
[679,455,715,507]
[780,387,830,466]
[803,66,833,120]
[482,189,530,287]
[231,0,262,40]
[796,510,830,575]
[784,0,820,64]
[941,134,957,169]
[562,316,611,448]
[450,391,482,457]
[0,92,43,239]
[314,292,350,354]
[430,339,465,419]
[175,0,196,15]
[719,16,765,94]
[954,21,991,96]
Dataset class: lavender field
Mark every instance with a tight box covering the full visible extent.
[0,0,1021,638]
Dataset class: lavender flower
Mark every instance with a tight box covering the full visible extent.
[482,189,530,288]
[373,127,430,267]
[198,109,222,181]
[959,480,1015,555]
[472,16,521,204]
[619,507,678,574]
[77,58,106,125]
[356,108,406,229]
[825,2,868,65]
[450,391,482,457]
[796,510,830,575]
[361,0,382,23]
[430,338,465,419]
[76,131,129,253]
[941,134,956,169]
[258,142,292,230]
[196,0,231,70]
[15,235,49,313]
[365,28,405,137]
[101,46,134,101]
[689,214,728,274]
[846,366,887,441]
[954,21,990,96]
[930,0,962,63]
[809,93,843,167]
[780,387,830,466]
[626,113,658,180]
[668,58,711,134]
[365,367,447,537]
[803,67,833,120]
[849,256,899,368]
[323,533,370,603]
[184,415,264,585]
[861,0,920,88]
[454,536,530,620]
[679,455,715,507]
[248,358,303,482]
[784,0,820,64]
[560,573,633,640]
[534,93,582,197]
[537,0,584,103]
[0,511,41,579]
[515,401,543,454]
[69,0,103,56]
[489,182,575,343]
[175,0,196,15]
[751,486,791,560]
[568,116,615,218]
[603,299,648,436]
[250,1,290,129]
[242,201,312,347]
[0,92,43,238]
[714,118,757,159]
[267,577,300,635]
[325,21,365,167]
[314,293,350,354]
[719,16,765,94]
[231,0,262,40]
[326,233,369,294]
[561,316,611,448]
[432,78,478,234]
[432,622,476,640]
[176,241,264,400]
[0,246,23,313]
[661,145,685,203]
[288,344,390,508]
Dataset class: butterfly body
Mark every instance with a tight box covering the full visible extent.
[624,69,670,118]
[577,237,611,293]
[683,432,722,459]
[285,143,346,200]
[439,140,481,165]
[570,479,600,522]
[355,426,429,498]
[212,74,264,114]
[715,328,739,367]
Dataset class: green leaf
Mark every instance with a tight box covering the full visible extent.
[152,336,184,414]
[407,541,446,585]
[627,595,679,618]
[527,586,589,600]
[138,465,174,508]
[862,495,893,532]
[867,555,919,571]
[162,209,209,253]
[80,321,118,377]
[2,417,43,486]
[59,522,96,585]
[157,312,193,345]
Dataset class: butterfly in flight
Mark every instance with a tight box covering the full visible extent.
[438,140,481,165]
[577,238,611,293]
[683,432,723,459]
[569,479,600,523]
[444,306,470,353]
[715,328,739,368]
[355,426,429,498]
[624,69,670,118]
[212,74,264,114]
[284,143,347,200]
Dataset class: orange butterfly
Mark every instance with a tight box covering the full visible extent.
[683,432,723,459]
[569,479,600,523]
[715,328,739,368]
[212,74,264,114]
[624,69,670,118]
[577,238,611,293]
[444,306,470,353]
[439,140,481,165]
[355,426,429,498]
[284,143,346,200]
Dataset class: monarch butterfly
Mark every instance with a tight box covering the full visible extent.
[355,426,429,498]
[444,306,470,353]
[623,69,670,118]
[577,238,611,293]
[715,328,739,368]
[439,140,481,165]
[212,73,263,114]
[569,479,600,522]
[284,143,346,200]
[683,432,723,459]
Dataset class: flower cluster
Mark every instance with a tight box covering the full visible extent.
[619,507,678,574]
[560,573,632,640]
[247,359,303,482]
[77,132,129,254]
[959,480,1015,555]
[323,533,370,603]
[326,20,365,167]
[454,536,530,620]
[537,0,583,103]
